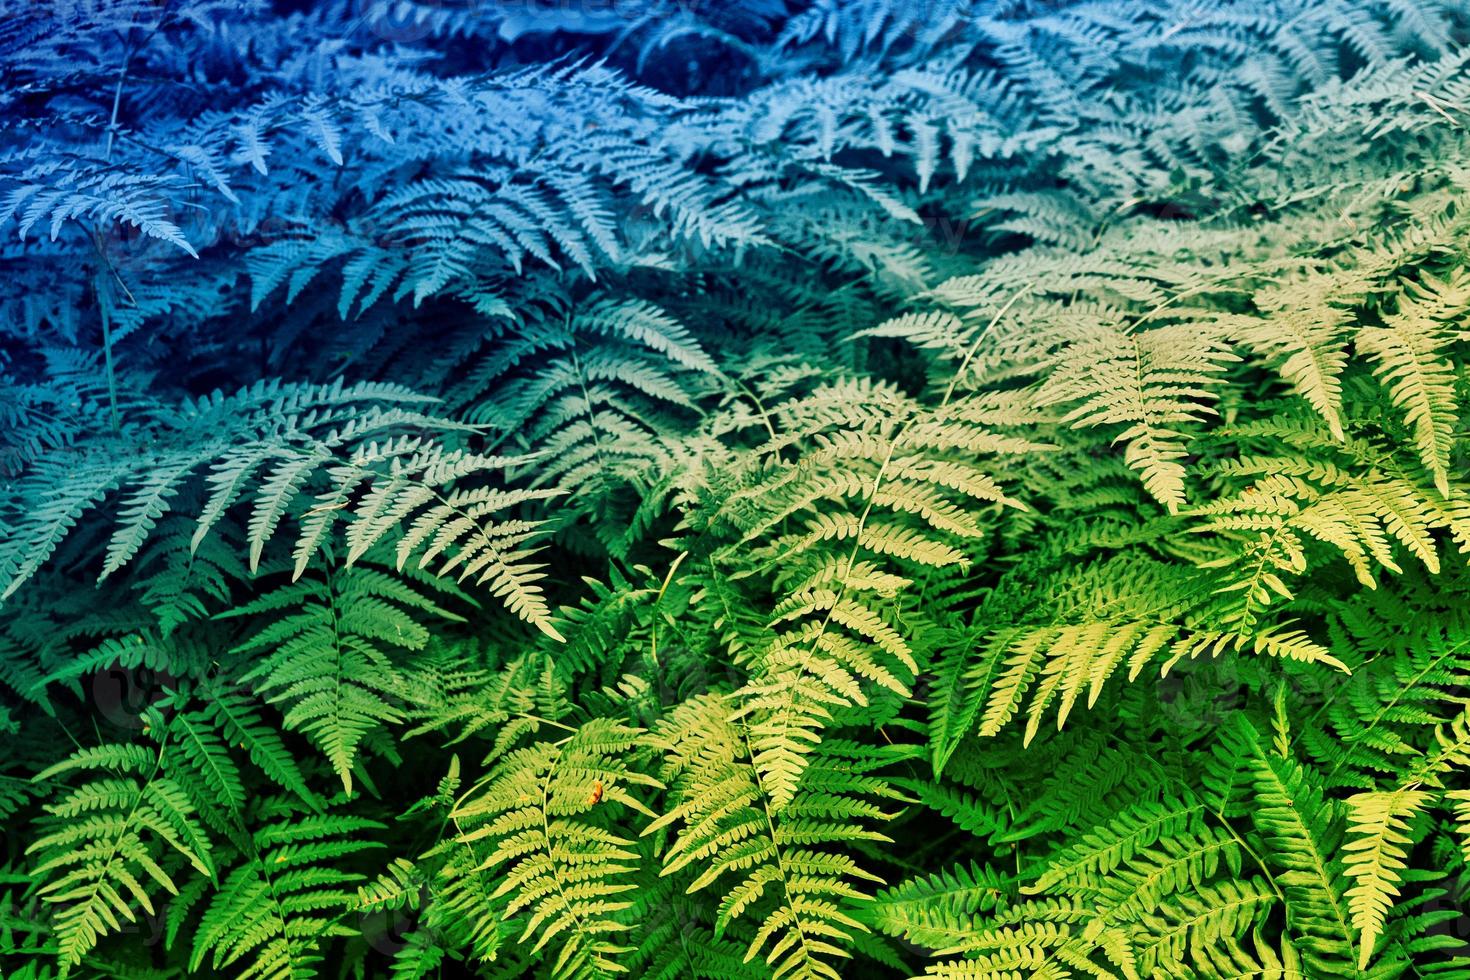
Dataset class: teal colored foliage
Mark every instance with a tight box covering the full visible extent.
[2,1,1470,977]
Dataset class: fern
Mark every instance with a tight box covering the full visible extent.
[1357,269,1467,497]
[1227,716,1358,975]
[1343,788,1433,970]
[5,1,1470,977]
[647,695,907,980]
[189,804,384,980]
[441,716,661,979]
[1036,318,1239,513]
[219,556,468,794]
[27,740,214,972]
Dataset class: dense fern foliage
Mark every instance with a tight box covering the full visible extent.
[4,0,1470,977]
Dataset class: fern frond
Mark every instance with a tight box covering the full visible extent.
[446,717,661,979]
[647,696,905,980]
[1342,788,1433,970]
[1356,269,1466,496]
[221,558,466,793]
[190,805,384,980]
[27,740,214,972]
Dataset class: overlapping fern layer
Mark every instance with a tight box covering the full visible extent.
[3,1,1470,977]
